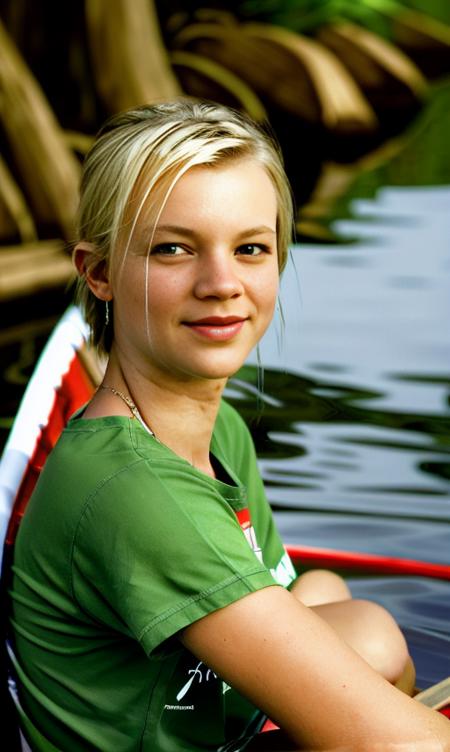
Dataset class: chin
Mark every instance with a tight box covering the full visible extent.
[196,368,241,382]
[184,359,247,382]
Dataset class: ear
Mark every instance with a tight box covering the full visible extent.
[73,242,112,301]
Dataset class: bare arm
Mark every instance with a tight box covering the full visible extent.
[181,586,450,751]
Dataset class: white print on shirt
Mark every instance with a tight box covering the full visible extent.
[270,551,297,588]
[176,661,218,701]
[242,524,263,563]
[164,704,194,710]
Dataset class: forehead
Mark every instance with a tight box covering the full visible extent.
[135,157,278,232]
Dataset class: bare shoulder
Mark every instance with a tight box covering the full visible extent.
[181,586,450,751]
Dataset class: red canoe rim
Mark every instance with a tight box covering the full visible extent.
[286,544,450,581]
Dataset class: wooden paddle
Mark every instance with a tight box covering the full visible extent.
[415,677,450,711]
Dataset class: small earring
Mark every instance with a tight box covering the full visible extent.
[105,300,110,326]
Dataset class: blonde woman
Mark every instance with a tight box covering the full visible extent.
[10,101,450,751]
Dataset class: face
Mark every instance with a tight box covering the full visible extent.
[110,157,279,387]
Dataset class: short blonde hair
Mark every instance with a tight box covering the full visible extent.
[75,99,294,353]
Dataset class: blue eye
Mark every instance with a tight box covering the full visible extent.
[150,244,186,256]
[236,244,267,256]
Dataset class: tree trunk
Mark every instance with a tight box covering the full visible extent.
[85,0,181,113]
[0,19,80,240]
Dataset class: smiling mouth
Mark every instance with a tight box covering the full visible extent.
[183,316,247,341]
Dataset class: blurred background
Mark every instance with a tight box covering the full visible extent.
[1,0,449,685]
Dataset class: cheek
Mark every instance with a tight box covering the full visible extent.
[257,268,279,313]
[143,274,187,335]
[117,263,167,316]
[113,260,145,306]
[146,274,177,311]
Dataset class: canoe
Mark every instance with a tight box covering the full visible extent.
[0,306,448,750]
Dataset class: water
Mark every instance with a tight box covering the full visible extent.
[233,184,450,565]
[2,82,450,685]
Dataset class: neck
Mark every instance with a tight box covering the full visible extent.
[97,349,226,477]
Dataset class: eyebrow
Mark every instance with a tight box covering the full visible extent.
[153,224,276,239]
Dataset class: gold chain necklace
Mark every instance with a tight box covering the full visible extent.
[99,384,156,438]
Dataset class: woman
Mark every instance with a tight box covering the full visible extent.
[10,100,450,751]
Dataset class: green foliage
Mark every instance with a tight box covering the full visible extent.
[237,0,450,35]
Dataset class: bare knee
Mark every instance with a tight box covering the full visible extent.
[348,599,410,685]
[312,597,410,685]
[294,577,411,686]
[291,569,352,607]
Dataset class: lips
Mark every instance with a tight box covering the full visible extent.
[188,316,245,326]
[183,316,247,341]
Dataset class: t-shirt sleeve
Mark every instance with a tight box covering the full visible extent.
[71,458,278,657]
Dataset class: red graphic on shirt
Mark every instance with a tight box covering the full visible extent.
[235,508,263,563]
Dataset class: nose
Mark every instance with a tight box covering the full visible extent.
[193,251,244,300]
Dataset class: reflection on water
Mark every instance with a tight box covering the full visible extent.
[227,185,450,566]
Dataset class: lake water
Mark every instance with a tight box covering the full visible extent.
[1,82,450,686]
[231,184,450,564]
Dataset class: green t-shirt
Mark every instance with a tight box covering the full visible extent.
[10,400,296,751]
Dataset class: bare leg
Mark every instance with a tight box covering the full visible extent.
[310,598,409,684]
[291,570,414,692]
[394,654,416,696]
[290,569,352,607]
